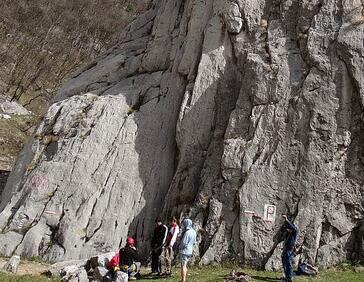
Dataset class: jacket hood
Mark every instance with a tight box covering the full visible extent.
[182,218,193,230]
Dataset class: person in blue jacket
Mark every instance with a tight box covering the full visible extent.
[281,214,298,282]
[179,218,196,282]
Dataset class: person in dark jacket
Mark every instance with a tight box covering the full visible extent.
[151,217,168,275]
[281,215,298,282]
[119,237,141,280]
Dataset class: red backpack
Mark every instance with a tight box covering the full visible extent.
[107,252,119,269]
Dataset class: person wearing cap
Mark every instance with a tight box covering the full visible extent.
[179,218,196,282]
[119,237,141,280]
[151,217,168,275]
[281,215,298,282]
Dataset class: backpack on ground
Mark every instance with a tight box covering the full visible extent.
[107,253,119,270]
[296,262,318,276]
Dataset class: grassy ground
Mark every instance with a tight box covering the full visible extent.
[136,265,364,281]
[0,264,363,281]
[0,272,58,282]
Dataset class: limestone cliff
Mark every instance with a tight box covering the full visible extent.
[0,0,363,268]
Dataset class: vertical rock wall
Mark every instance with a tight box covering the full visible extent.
[0,170,10,199]
[0,0,363,268]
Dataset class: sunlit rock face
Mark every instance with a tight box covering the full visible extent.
[0,0,363,267]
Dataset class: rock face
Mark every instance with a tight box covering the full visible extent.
[0,0,364,268]
[2,255,20,273]
[0,170,10,198]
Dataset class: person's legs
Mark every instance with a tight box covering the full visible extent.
[129,262,141,278]
[151,250,159,273]
[282,251,293,282]
[180,254,190,282]
[286,251,294,281]
[160,247,167,274]
[282,251,289,281]
[166,247,173,274]
[181,264,187,282]
[157,250,163,274]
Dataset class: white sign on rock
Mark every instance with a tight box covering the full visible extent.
[263,204,276,222]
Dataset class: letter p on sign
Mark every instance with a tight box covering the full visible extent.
[263,204,276,222]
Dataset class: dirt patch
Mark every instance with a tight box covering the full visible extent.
[0,257,50,276]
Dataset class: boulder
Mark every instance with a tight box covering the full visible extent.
[354,266,364,273]
[60,265,81,277]
[89,252,115,268]
[93,266,109,281]
[48,259,88,277]
[2,255,20,273]
[61,268,88,282]
[115,271,128,282]
[0,94,31,115]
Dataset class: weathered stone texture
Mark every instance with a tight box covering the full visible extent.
[0,0,363,268]
[2,255,20,273]
[0,170,10,198]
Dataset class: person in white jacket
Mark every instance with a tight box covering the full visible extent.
[160,216,179,276]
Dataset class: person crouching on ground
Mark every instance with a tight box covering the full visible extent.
[151,217,168,275]
[281,214,298,282]
[160,216,180,276]
[179,218,196,282]
[119,237,141,280]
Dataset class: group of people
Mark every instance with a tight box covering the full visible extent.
[106,216,196,282]
[105,214,300,282]
[151,217,196,281]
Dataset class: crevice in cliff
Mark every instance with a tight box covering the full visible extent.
[85,222,103,243]
[90,116,128,178]
[335,55,364,183]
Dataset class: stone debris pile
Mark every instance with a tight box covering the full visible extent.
[47,252,128,282]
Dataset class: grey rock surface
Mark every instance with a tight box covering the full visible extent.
[93,266,108,281]
[48,259,88,277]
[0,95,31,116]
[0,170,9,199]
[89,252,114,269]
[0,0,364,268]
[2,255,20,273]
[114,271,128,282]
[61,267,88,282]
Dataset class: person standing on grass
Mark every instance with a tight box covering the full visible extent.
[151,217,168,275]
[281,214,298,282]
[160,216,180,276]
[179,218,196,282]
